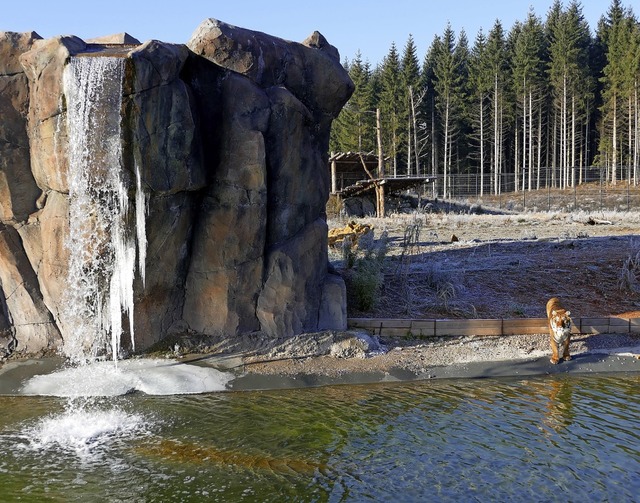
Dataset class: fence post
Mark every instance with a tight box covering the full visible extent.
[600,172,603,212]
[573,167,577,211]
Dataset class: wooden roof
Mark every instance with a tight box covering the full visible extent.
[338,176,434,197]
[329,151,432,196]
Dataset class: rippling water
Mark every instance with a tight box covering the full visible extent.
[1,374,639,501]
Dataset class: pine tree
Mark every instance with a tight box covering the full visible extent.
[330,53,377,154]
[454,30,472,180]
[421,37,440,189]
[401,35,423,175]
[430,24,468,197]
[468,30,493,195]
[547,0,592,187]
[328,2,634,201]
[598,0,635,183]
[512,9,547,190]
[379,43,403,176]
[485,20,509,194]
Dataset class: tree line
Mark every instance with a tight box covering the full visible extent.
[330,0,640,197]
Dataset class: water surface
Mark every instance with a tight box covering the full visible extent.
[1,374,639,501]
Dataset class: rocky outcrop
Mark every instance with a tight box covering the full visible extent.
[185,19,353,339]
[0,19,352,360]
[0,31,63,357]
[0,31,41,224]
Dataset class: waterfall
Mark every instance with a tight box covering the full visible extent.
[62,56,145,365]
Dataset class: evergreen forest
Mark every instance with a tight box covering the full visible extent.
[329,0,640,197]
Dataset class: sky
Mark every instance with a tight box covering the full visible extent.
[2,1,620,65]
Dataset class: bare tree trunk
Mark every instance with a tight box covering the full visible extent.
[498,104,503,195]
[377,108,384,178]
[529,90,533,191]
[537,105,542,190]
[515,123,520,191]
[517,81,525,192]
[562,74,567,189]
[571,94,576,188]
[552,111,557,188]
[444,96,450,198]
[407,113,412,177]
[494,75,499,195]
[635,80,639,185]
[612,96,618,185]
[431,97,437,197]
[360,109,386,218]
[411,87,421,175]
[480,96,485,197]
[629,94,633,184]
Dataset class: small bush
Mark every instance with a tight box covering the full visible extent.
[618,250,640,292]
[326,194,344,219]
[346,230,389,311]
[351,256,384,311]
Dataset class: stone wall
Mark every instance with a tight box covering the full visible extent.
[0,19,353,359]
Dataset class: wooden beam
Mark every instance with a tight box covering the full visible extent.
[346,317,640,338]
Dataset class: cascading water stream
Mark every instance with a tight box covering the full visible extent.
[62,56,145,366]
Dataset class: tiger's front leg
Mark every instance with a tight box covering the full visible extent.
[562,337,571,361]
[550,335,560,364]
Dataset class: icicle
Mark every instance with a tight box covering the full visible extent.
[135,161,147,290]
[62,56,140,365]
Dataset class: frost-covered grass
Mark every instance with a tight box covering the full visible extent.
[328,199,640,318]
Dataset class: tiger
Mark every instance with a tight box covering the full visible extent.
[546,297,572,364]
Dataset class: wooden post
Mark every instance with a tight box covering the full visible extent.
[376,108,385,217]
[376,108,384,178]
[330,152,337,194]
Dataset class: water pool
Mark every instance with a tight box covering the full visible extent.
[1,373,639,501]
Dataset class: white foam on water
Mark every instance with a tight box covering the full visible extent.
[21,406,148,458]
[21,359,233,397]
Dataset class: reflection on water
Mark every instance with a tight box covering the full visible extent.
[1,374,639,501]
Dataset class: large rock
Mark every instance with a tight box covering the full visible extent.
[187,19,353,119]
[183,71,269,336]
[186,19,352,338]
[0,31,41,224]
[0,19,353,359]
[86,33,140,44]
[132,193,198,349]
[0,223,61,355]
[257,218,329,337]
[20,35,86,193]
[124,40,206,194]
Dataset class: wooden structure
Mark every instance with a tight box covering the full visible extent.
[328,151,433,217]
[349,317,640,337]
[329,151,380,194]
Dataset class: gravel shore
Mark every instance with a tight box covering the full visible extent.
[188,330,640,390]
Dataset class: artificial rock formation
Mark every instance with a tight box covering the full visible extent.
[0,19,353,359]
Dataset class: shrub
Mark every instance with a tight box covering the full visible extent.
[346,230,388,311]
[618,250,640,292]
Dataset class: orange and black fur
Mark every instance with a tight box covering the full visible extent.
[546,297,572,364]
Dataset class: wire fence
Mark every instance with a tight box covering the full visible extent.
[428,166,640,212]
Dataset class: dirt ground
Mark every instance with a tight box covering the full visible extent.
[332,207,640,321]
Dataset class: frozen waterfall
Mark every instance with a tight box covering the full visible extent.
[62,56,146,365]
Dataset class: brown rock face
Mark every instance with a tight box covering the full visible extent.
[185,19,353,338]
[0,31,41,224]
[0,19,352,360]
